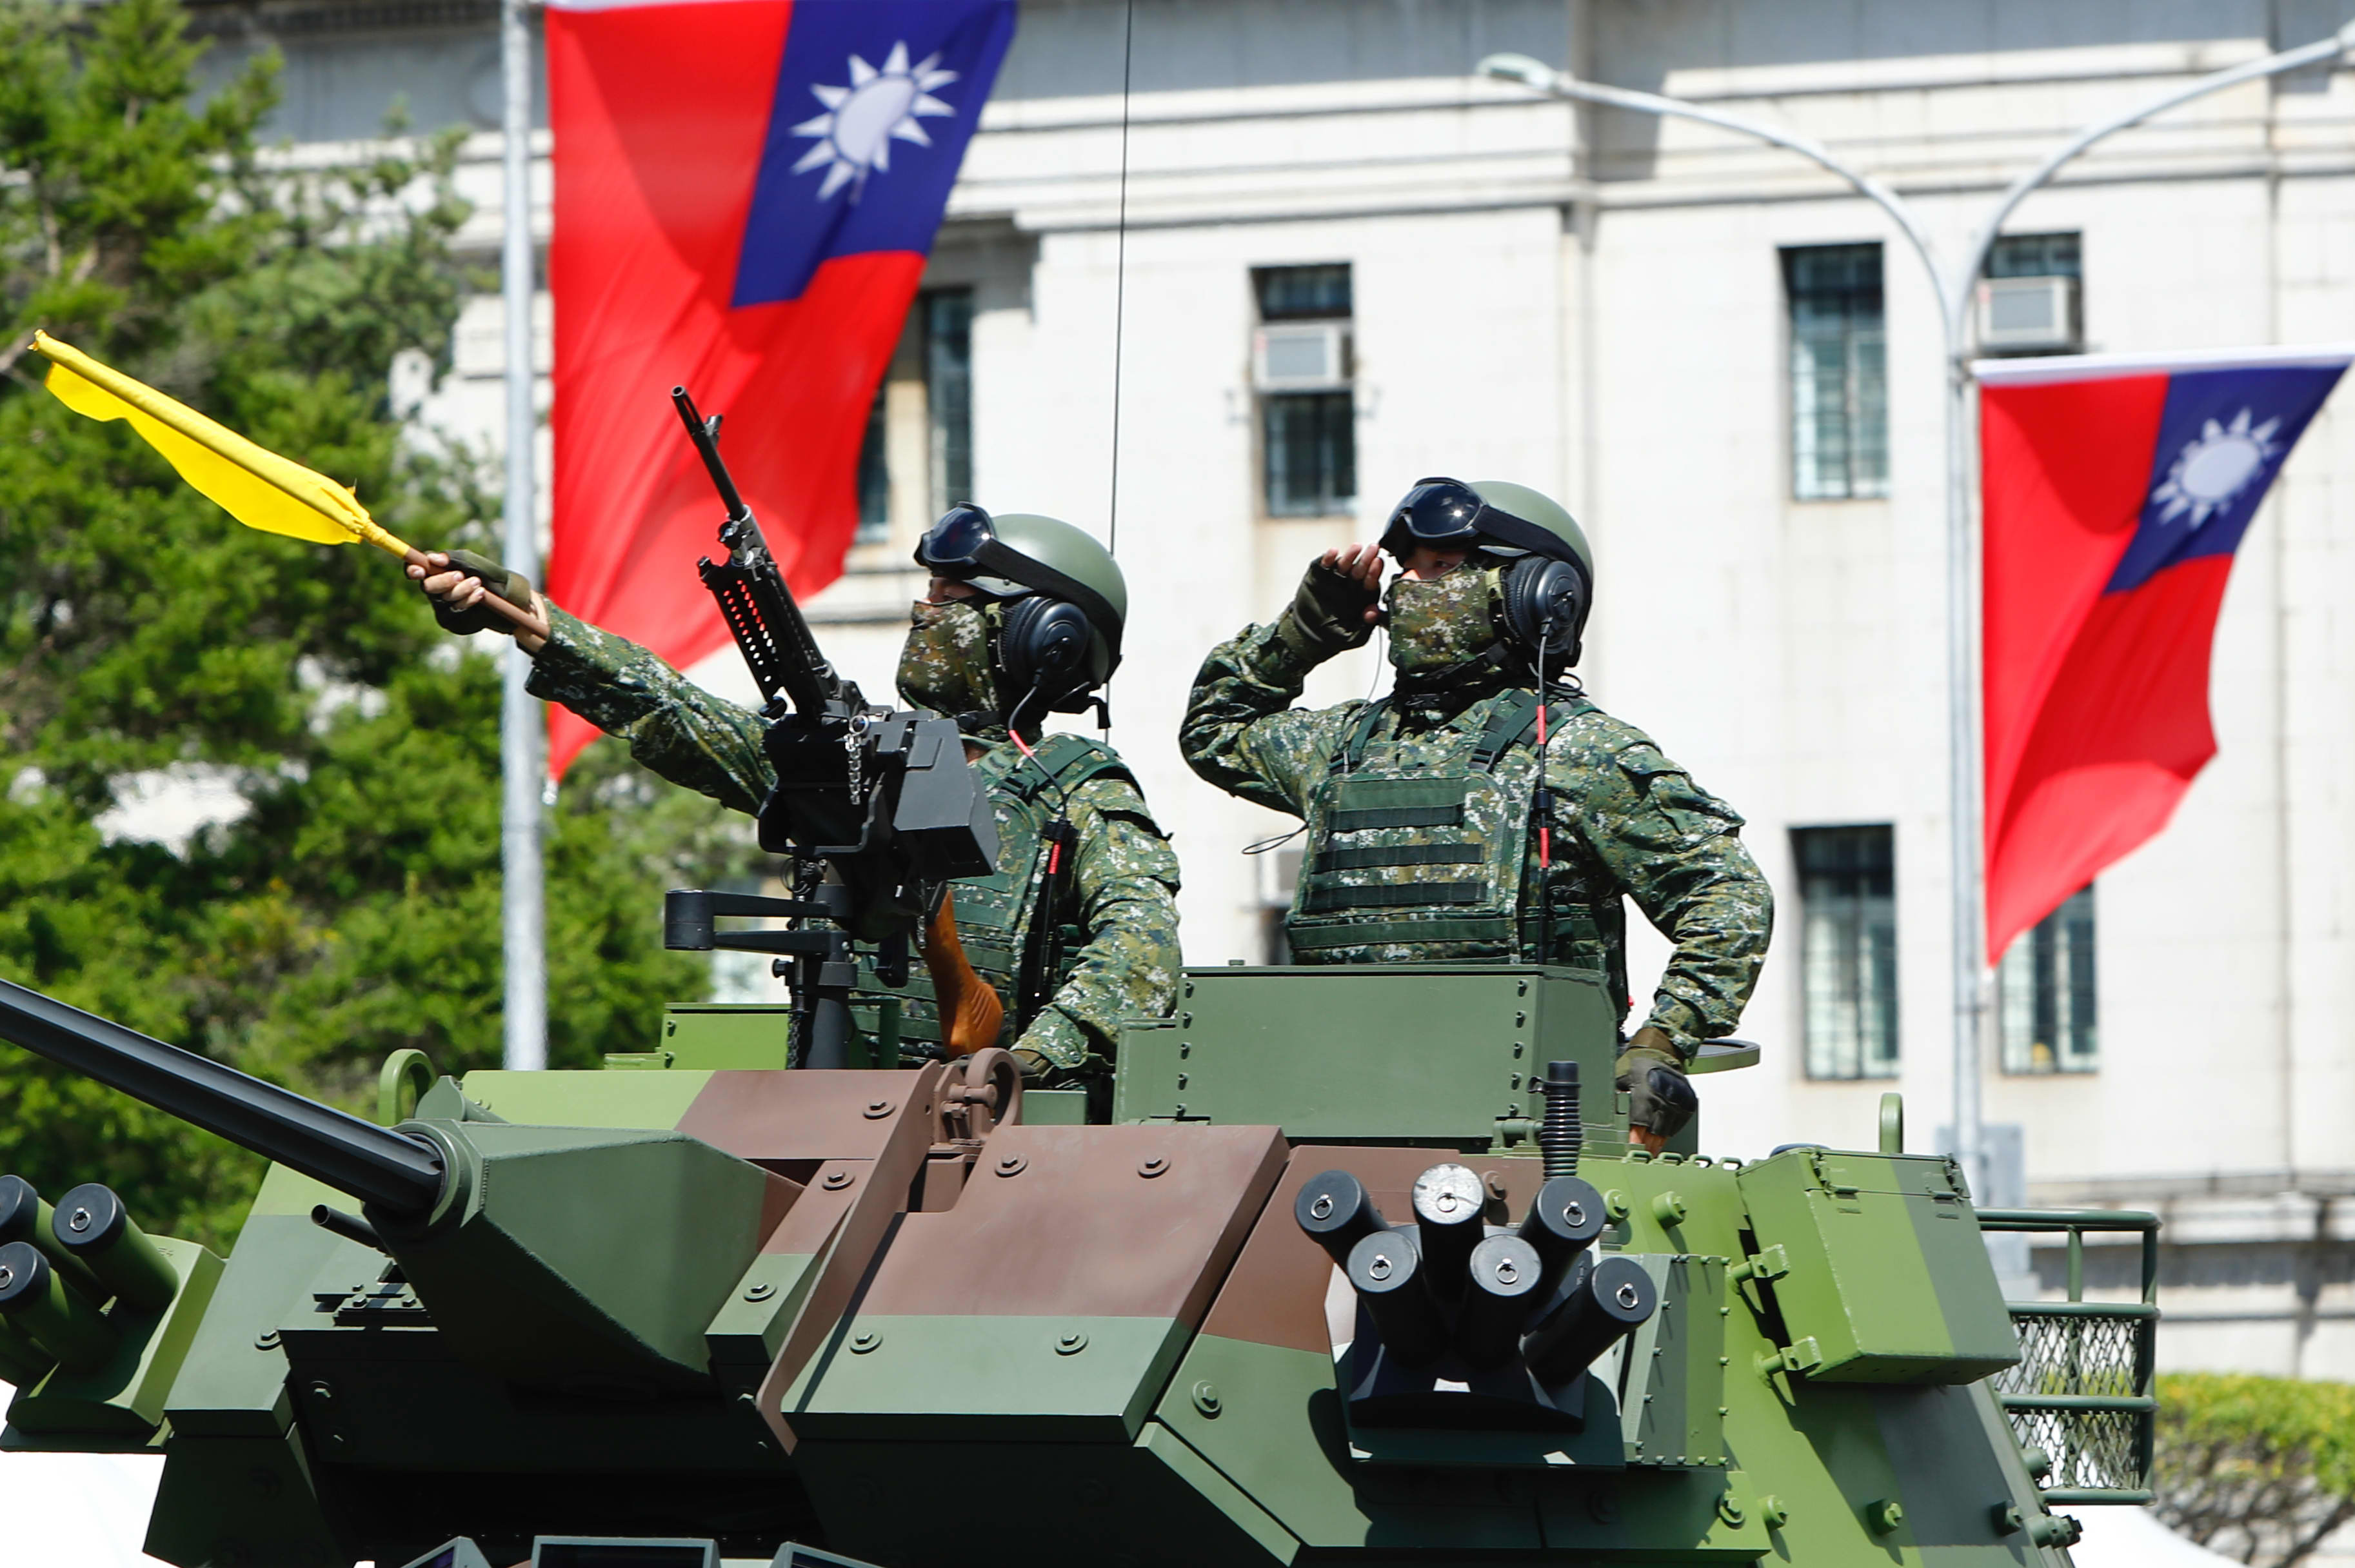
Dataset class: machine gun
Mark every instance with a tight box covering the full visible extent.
[664,388,999,1066]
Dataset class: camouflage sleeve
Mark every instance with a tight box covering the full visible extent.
[524,603,774,816]
[1015,774,1183,1071]
[1180,620,1353,817]
[1553,724,1774,1057]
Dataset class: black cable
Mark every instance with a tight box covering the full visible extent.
[1106,0,1135,561]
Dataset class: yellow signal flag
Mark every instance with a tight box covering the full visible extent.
[32,330,416,561]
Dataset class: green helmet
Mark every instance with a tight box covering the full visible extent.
[913,504,1126,705]
[1464,481,1591,580]
[1381,477,1595,666]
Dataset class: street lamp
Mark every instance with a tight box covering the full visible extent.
[1482,26,2355,1197]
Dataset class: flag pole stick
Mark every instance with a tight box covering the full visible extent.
[1482,28,2355,1203]
[500,0,548,1073]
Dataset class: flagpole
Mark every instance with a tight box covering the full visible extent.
[501,0,548,1072]
[1482,28,2355,1201]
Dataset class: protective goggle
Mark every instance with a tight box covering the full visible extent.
[1380,477,1578,565]
[915,502,1000,576]
[914,503,1124,659]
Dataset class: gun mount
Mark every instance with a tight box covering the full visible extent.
[668,388,997,1067]
[0,960,2156,1567]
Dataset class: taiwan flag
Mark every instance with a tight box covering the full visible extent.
[1979,345,2349,960]
[544,0,1018,777]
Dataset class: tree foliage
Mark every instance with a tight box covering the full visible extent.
[2155,1372,2355,1568]
[0,0,755,1245]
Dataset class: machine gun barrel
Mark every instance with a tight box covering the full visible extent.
[671,386,852,717]
[0,979,445,1218]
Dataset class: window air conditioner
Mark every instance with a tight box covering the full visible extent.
[1252,323,1351,391]
[1977,275,2078,352]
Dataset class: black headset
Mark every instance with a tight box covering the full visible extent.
[1498,553,1591,672]
[1000,595,1098,711]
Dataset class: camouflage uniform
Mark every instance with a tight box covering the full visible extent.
[1180,617,1770,1056]
[526,604,1182,1072]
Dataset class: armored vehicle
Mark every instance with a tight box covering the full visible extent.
[0,955,2156,1568]
[0,393,2157,1565]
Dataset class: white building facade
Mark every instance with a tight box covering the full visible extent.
[190,0,2355,1380]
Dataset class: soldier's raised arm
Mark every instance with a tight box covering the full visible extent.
[1180,544,1384,815]
[412,550,773,814]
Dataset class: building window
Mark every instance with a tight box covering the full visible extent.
[2000,885,2097,1074]
[926,290,973,511]
[1794,825,1898,1080]
[855,286,975,543]
[1784,244,1887,502]
[856,379,890,541]
[1253,263,1355,517]
[1989,232,2082,282]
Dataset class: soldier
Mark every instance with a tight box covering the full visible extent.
[413,506,1182,1087]
[1181,477,1771,1150]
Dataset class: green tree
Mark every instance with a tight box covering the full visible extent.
[2156,1372,2355,1568]
[0,0,753,1245]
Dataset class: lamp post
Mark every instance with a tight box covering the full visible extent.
[1481,25,2355,1197]
[500,0,546,1071]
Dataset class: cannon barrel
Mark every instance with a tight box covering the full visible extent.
[0,979,445,1218]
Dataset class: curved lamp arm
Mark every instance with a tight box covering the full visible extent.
[1479,52,1947,330]
[1949,19,2355,341]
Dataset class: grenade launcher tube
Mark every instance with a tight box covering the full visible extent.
[0,979,446,1219]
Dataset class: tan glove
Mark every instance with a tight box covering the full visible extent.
[422,549,534,636]
[1616,1025,1698,1150]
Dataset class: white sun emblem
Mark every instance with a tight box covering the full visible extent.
[790,42,960,202]
[2148,408,2283,530]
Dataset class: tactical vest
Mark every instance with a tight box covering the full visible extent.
[1284,690,1627,1006]
[851,732,1131,1062]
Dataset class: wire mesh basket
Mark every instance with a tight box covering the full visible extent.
[1978,1209,2161,1505]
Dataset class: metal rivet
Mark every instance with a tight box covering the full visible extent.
[1762,1496,1791,1529]
[996,1154,1028,1176]
[1176,1073,1188,1089]
[1866,1499,1903,1535]
[823,1170,854,1191]
[744,1281,776,1302]
[1718,1494,1745,1527]
[863,1099,895,1119]
[253,1329,280,1351]
[308,1381,334,1404]
[1191,1380,1222,1416]
[1057,1330,1089,1356]
[850,1330,882,1354]
[1178,1042,1190,1058]
[1138,1156,1169,1178]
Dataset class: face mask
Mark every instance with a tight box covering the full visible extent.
[897,599,1001,719]
[1384,565,1502,679]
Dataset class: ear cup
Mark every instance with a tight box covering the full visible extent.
[1000,595,1095,704]
[1501,557,1587,667]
